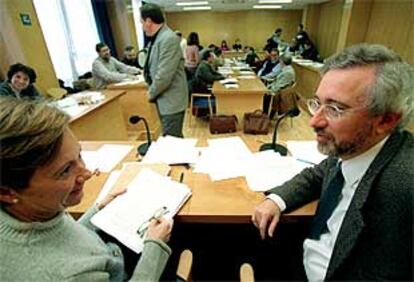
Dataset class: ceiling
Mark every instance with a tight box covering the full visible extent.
[143,0,330,12]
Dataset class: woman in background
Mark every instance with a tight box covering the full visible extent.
[220,40,230,52]
[0,63,41,99]
[185,32,201,76]
[0,97,173,281]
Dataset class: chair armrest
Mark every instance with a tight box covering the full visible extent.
[240,263,255,282]
[176,249,193,282]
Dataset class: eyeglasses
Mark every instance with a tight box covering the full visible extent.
[137,206,169,238]
[307,98,368,120]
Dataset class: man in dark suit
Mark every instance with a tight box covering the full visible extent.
[140,3,188,137]
[252,44,413,280]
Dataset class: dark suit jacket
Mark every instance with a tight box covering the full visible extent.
[268,130,413,280]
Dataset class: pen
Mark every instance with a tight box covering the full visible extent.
[137,206,169,238]
[179,172,184,183]
[296,158,316,165]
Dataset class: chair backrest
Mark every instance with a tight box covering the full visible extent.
[176,249,193,282]
[46,87,67,100]
[240,263,255,282]
[273,82,298,114]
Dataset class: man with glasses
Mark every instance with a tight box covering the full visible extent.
[252,44,413,280]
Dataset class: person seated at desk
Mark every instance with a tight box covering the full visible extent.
[92,43,141,89]
[244,47,261,69]
[253,44,413,280]
[0,97,173,281]
[295,23,310,50]
[300,41,321,62]
[262,53,295,118]
[258,48,280,78]
[220,40,230,52]
[121,45,140,69]
[0,63,41,100]
[193,50,225,93]
[232,38,243,51]
[264,28,282,53]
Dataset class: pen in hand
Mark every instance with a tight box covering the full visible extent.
[179,172,184,183]
[137,206,169,238]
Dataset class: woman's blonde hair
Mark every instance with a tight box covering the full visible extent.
[0,97,70,190]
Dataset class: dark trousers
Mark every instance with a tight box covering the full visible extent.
[159,110,186,138]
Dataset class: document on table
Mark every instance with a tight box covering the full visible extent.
[245,151,313,192]
[286,140,327,165]
[113,75,145,86]
[142,135,200,165]
[91,169,192,254]
[94,162,171,204]
[193,137,253,181]
[81,144,134,172]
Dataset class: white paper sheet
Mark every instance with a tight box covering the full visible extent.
[142,136,200,165]
[286,140,327,165]
[91,169,192,253]
[81,144,134,173]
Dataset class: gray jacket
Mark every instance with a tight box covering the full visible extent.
[144,25,188,115]
[269,65,295,94]
[268,130,413,280]
[92,57,140,89]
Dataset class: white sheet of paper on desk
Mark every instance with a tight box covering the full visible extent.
[91,169,192,253]
[81,144,133,173]
[219,78,238,84]
[142,135,200,165]
[245,153,313,192]
[94,170,122,204]
[224,84,239,89]
[114,75,145,86]
[286,140,326,165]
[237,75,255,80]
[193,137,253,180]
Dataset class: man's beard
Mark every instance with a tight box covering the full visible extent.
[102,56,110,62]
[315,123,374,157]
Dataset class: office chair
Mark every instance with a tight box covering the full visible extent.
[188,93,215,127]
[240,263,255,282]
[176,249,193,282]
[270,82,298,126]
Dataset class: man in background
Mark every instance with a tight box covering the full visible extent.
[176,30,187,61]
[92,43,140,89]
[121,45,140,68]
[141,4,188,137]
[253,44,413,280]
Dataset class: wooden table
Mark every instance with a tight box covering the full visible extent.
[69,91,128,141]
[69,139,316,223]
[106,80,161,140]
[212,78,268,118]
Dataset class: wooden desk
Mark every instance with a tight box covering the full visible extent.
[212,78,268,118]
[106,81,161,140]
[69,91,128,141]
[69,139,316,223]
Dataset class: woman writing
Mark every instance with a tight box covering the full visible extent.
[0,97,173,281]
[0,63,42,99]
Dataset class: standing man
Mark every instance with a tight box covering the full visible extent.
[252,44,413,280]
[140,4,188,137]
[92,43,140,89]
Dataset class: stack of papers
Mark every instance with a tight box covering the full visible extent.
[237,75,256,80]
[81,144,134,172]
[286,140,327,165]
[91,169,192,253]
[245,151,313,192]
[193,137,252,181]
[141,135,200,165]
[114,75,145,86]
[219,78,238,84]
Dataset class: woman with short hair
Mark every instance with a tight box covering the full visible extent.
[0,63,42,99]
[0,97,173,281]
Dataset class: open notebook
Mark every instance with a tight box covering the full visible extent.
[91,168,192,253]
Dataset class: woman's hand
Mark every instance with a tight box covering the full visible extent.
[146,217,173,243]
[96,187,127,210]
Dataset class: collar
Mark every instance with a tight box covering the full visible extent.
[341,136,389,187]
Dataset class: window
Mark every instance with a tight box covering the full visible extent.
[34,0,100,86]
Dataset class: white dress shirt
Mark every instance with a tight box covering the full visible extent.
[268,137,389,281]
